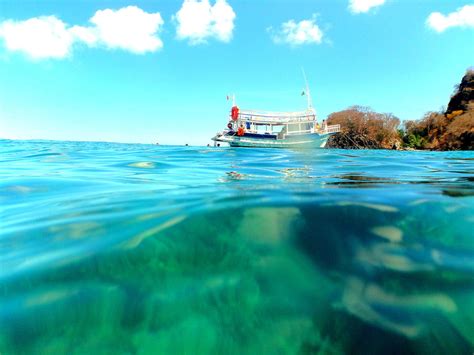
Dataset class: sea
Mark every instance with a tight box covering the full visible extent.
[0,139,473,355]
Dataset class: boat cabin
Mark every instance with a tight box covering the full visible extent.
[227,109,332,140]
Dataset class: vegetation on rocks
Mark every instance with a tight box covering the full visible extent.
[401,69,473,150]
[326,106,401,149]
[327,69,474,150]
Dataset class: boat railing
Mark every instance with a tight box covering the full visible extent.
[285,129,313,136]
[237,115,316,124]
[325,124,341,133]
[239,109,315,117]
[236,109,316,123]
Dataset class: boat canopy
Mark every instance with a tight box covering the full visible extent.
[236,108,316,124]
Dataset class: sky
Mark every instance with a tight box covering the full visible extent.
[0,0,473,145]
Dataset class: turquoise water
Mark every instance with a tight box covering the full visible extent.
[1,139,473,354]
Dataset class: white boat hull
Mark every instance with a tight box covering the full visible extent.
[212,132,332,148]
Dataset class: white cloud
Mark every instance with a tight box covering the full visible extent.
[427,5,474,33]
[69,25,98,46]
[269,15,323,46]
[349,0,386,14]
[88,6,164,53]
[0,6,164,60]
[0,16,73,59]
[175,0,236,45]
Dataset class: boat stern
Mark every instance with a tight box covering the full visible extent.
[212,130,234,143]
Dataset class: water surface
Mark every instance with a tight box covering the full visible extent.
[1,140,473,354]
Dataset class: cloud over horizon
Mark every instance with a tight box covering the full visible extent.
[174,0,236,45]
[268,15,324,47]
[427,5,474,33]
[0,6,164,60]
[349,0,386,14]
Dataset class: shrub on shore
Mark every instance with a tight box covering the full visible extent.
[400,69,473,150]
[327,106,401,149]
[327,69,473,150]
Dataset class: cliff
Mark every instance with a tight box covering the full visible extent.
[447,69,474,114]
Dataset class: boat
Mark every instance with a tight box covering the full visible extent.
[212,76,340,148]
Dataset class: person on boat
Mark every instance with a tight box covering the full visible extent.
[237,124,245,136]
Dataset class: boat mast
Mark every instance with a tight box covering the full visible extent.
[301,68,314,110]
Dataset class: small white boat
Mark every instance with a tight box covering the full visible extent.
[212,77,340,148]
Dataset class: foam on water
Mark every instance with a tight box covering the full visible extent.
[0,139,473,354]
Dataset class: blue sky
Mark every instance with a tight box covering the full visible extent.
[0,0,473,145]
